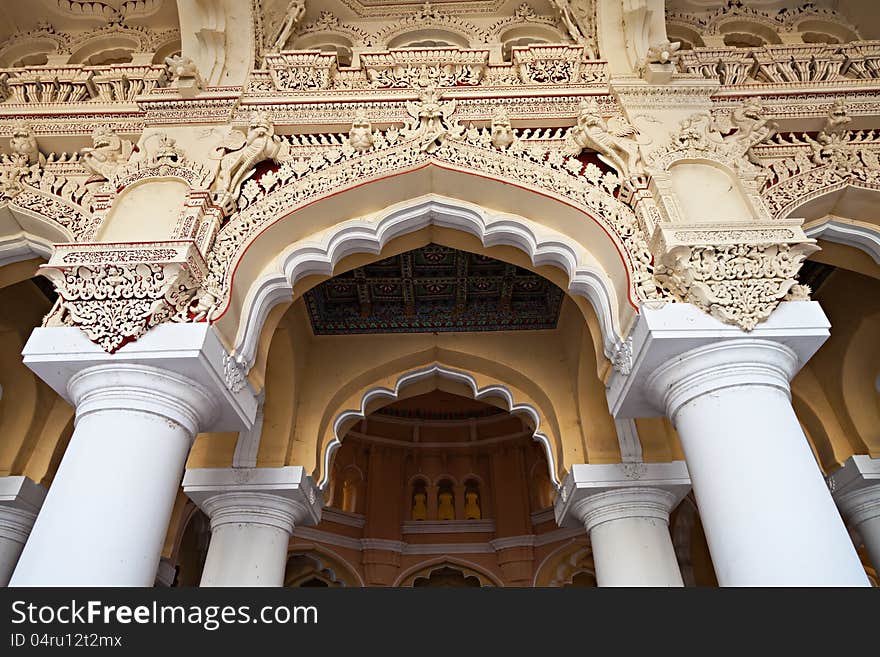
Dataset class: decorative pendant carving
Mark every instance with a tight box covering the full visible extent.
[41,242,208,353]
[654,241,819,331]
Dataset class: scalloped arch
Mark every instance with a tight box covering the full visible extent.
[321,364,563,494]
[229,195,626,377]
[393,555,503,587]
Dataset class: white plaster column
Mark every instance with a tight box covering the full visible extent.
[0,477,46,586]
[556,462,690,587]
[9,324,258,587]
[829,455,880,572]
[608,302,869,586]
[184,466,322,587]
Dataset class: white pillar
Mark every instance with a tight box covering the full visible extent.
[608,302,869,586]
[830,455,880,572]
[11,364,218,586]
[184,466,322,587]
[0,477,45,586]
[9,324,259,587]
[556,462,690,587]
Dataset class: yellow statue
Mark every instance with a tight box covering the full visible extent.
[438,491,455,520]
[464,491,481,520]
[412,492,427,521]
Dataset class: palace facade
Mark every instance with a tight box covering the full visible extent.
[0,0,877,587]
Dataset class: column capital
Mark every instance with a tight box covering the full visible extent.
[0,476,46,544]
[829,455,880,526]
[607,301,830,419]
[555,461,691,531]
[22,323,258,432]
[183,466,323,534]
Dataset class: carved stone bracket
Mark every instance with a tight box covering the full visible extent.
[651,224,818,331]
[41,241,208,353]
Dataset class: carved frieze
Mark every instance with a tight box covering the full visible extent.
[759,101,880,218]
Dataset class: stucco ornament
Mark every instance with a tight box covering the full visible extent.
[714,100,778,165]
[348,110,375,152]
[649,103,776,175]
[10,122,44,167]
[41,243,207,354]
[212,111,290,212]
[269,0,307,51]
[490,108,516,150]
[564,99,645,180]
[645,40,680,64]
[654,241,819,331]
[402,85,466,153]
[80,127,134,182]
[165,54,203,96]
[760,101,880,219]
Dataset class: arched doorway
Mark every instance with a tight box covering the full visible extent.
[245,239,617,586]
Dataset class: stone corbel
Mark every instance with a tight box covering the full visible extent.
[40,241,208,353]
[650,222,819,331]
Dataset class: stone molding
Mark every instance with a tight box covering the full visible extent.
[572,488,681,533]
[0,476,46,545]
[292,525,585,556]
[645,340,799,422]
[67,364,219,438]
[554,461,691,530]
[183,466,323,532]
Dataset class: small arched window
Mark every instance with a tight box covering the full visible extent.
[464,479,481,519]
[411,478,428,521]
[437,479,455,520]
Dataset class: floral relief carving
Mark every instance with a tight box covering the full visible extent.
[41,242,208,353]
[654,242,818,331]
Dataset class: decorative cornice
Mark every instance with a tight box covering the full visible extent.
[292,526,584,555]
[402,519,495,534]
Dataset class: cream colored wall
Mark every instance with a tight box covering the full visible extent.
[792,264,880,470]
[0,268,73,485]
[189,284,630,484]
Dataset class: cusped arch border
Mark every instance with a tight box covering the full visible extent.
[393,556,503,587]
[285,545,365,588]
[805,218,880,266]
[532,540,593,587]
[323,364,562,494]
[231,195,625,372]
[0,201,78,268]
